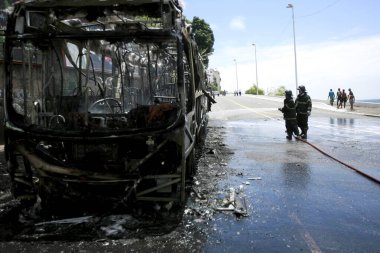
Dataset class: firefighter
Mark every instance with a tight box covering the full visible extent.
[278,90,299,140]
[295,85,312,139]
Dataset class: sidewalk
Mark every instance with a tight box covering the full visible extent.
[313,100,380,117]
[350,106,380,117]
[251,95,380,118]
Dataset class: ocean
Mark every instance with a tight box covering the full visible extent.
[358,99,380,103]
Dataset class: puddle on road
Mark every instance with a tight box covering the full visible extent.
[329,117,355,126]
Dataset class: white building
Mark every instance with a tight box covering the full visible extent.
[206,68,221,91]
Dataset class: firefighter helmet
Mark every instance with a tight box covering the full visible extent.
[297,85,306,92]
[285,90,293,97]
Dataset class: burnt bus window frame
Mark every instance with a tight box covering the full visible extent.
[5,32,183,136]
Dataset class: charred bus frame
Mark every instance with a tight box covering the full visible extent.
[3,0,211,210]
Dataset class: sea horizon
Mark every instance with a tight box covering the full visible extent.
[358,99,380,103]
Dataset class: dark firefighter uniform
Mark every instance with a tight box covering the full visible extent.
[279,90,299,140]
[295,85,312,139]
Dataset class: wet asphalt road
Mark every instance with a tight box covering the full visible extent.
[1,95,379,252]
[204,95,380,252]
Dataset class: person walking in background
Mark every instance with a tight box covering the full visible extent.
[278,90,299,140]
[348,88,355,111]
[295,85,312,139]
[336,88,342,108]
[328,89,335,106]
[341,89,347,108]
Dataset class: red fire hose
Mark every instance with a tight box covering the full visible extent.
[295,136,380,185]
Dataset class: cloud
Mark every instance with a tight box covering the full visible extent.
[229,16,246,31]
[210,23,219,32]
[178,0,186,9]
[209,35,380,100]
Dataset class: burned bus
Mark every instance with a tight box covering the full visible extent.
[3,0,212,211]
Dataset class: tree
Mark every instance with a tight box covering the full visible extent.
[245,85,264,95]
[190,17,215,68]
[275,86,286,96]
[0,0,11,9]
[268,86,286,96]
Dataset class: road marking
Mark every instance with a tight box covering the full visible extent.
[289,212,323,253]
[225,98,277,120]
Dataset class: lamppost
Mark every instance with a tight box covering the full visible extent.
[286,3,299,94]
[233,59,239,94]
[252,43,259,95]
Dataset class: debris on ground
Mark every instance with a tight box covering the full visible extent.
[248,177,262,180]
[183,126,250,220]
[213,187,248,217]
[0,125,235,250]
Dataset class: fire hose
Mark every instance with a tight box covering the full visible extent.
[295,136,380,185]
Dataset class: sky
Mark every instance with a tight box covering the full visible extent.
[180,0,380,100]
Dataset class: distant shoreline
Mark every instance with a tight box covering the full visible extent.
[358,99,380,104]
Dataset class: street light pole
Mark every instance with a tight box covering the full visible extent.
[233,59,239,94]
[286,3,299,94]
[252,43,259,95]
